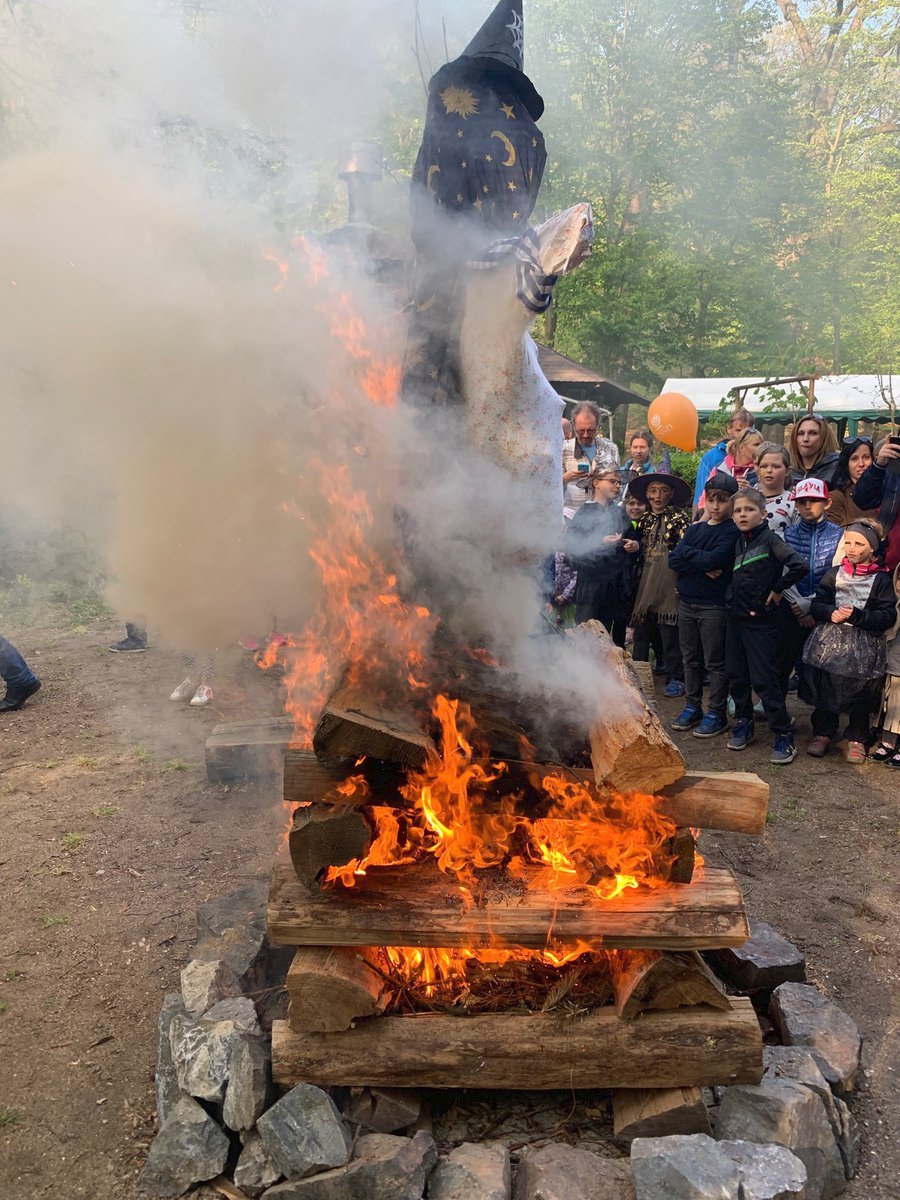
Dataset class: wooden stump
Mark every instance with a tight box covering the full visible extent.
[288,805,372,889]
[612,1086,712,1141]
[286,947,391,1033]
[312,676,436,768]
[609,949,732,1020]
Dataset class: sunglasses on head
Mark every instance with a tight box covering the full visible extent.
[843,435,873,446]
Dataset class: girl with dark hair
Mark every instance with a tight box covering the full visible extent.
[828,437,880,527]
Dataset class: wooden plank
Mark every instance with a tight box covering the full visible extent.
[569,621,686,794]
[313,677,437,768]
[612,1087,712,1141]
[267,860,749,951]
[287,947,391,1033]
[206,716,293,784]
[609,950,731,1020]
[283,752,769,837]
[271,997,762,1090]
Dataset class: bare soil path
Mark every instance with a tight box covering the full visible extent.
[0,613,897,1198]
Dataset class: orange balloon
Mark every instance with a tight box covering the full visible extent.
[648,392,698,452]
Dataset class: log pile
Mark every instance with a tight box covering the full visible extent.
[250,626,769,1096]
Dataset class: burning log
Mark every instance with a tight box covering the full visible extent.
[312,675,436,768]
[282,750,364,806]
[609,949,731,1021]
[286,947,391,1033]
[664,829,695,884]
[268,860,749,952]
[270,997,762,1090]
[568,621,686,793]
[288,806,372,890]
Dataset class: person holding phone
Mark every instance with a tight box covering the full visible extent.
[852,436,900,570]
[562,401,620,511]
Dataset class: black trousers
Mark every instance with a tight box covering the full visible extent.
[775,603,811,696]
[812,703,872,743]
[725,613,793,735]
[633,617,684,682]
[678,601,728,715]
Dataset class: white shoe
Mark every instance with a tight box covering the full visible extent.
[169,678,193,702]
[190,684,213,707]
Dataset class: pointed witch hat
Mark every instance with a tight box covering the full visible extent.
[435,0,544,120]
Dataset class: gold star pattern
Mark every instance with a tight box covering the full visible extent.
[500,103,516,120]
[482,184,490,193]
[532,137,538,148]
[457,130,464,139]
[456,193,463,203]
[507,181,517,191]
[485,154,492,162]
[512,210,521,220]
[429,368,439,380]
[461,161,467,168]
[473,197,483,209]
[441,85,479,118]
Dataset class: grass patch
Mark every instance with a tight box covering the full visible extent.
[3,971,23,983]
[38,760,59,771]
[161,759,192,773]
[61,832,88,853]
[93,804,119,818]
[2,781,14,796]
[0,1108,21,1127]
[40,915,69,929]
[0,1000,7,1015]
[74,755,98,770]
[132,745,151,761]
[52,587,115,631]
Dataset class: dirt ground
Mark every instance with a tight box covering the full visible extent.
[1,606,898,1199]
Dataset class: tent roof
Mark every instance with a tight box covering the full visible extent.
[536,344,646,411]
[662,375,894,423]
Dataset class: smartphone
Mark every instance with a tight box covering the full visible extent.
[577,462,590,474]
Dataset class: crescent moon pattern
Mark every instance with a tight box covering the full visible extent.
[490,130,516,169]
[426,165,441,195]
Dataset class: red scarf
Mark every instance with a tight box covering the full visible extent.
[840,556,882,577]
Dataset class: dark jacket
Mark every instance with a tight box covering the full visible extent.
[784,518,843,598]
[809,567,897,635]
[728,523,807,618]
[669,519,738,607]
[566,502,633,614]
[791,452,841,489]
[853,461,900,551]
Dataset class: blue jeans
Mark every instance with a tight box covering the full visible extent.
[0,634,38,691]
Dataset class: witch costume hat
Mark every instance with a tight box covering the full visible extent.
[458,0,543,119]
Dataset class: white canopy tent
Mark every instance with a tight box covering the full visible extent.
[661,375,895,431]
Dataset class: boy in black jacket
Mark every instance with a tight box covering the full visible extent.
[726,488,807,764]
[668,472,739,738]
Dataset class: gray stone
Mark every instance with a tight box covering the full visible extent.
[181,957,243,1016]
[195,882,292,995]
[344,1087,422,1133]
[706,922,806,993]
[223,1033,271,1131]
[763,1044,859,1178]
[515,1143,635,1200]
[170,995,261,1102]
[769,984,861,1096]
[235,1130,283,1198]
[429,1142,511,1200]
[156,992,189,1129]
[257,1083,351,1180]
[833,1099,860,1181]
[260,1129,437,1199]
[717,1140,807,1199]
[716,1081,845,1199]
[631,1134,739,1199]
[141,1096,230,1198]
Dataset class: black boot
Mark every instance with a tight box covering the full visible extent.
[108,623,148,653]
[0,678,41,712]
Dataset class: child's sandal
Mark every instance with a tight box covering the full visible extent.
[871,744,895,763]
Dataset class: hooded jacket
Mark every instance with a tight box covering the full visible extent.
[784,517,843,598]
[728,523,806,618]
[853,461,900,570]
[791,452,841,489]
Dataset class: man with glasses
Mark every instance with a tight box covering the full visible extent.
[693,407,755,507]
[562,401,620,510]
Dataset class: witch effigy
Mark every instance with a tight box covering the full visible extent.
[402,0,593,553]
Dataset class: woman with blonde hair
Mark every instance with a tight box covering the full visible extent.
[789,414,841,487]
[720,428,765,488]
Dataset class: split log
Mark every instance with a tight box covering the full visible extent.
[612,1086,712,1141]
[206,716,294,784]
[288,805,372,889]
[568,620,685,793]
[283,750,365,806]
[271,997,763,1090]
[609,949,732,1020]
[268,859,749,951]
[286,947,391,1033]
[312,676,437,768]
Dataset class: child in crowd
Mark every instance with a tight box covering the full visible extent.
[725,488,807,763]
[780,478,843,695]
[628,473,692,697]
[668,472,739,737]
[566,469,639,645]
[872,565,900,768]
[754,443,798,537]
[800,522,895,762]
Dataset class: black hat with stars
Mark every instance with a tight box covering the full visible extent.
[435,0,543,121]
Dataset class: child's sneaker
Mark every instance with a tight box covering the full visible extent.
[771,734,797,765]
[169,678,194,702]
[663,680,686,698]
[671,705,702,731]
[727,719,755,751]
[693,712,728,739]
[807,735,831,758]
[845,741,866,765]
[190,684,214,707]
